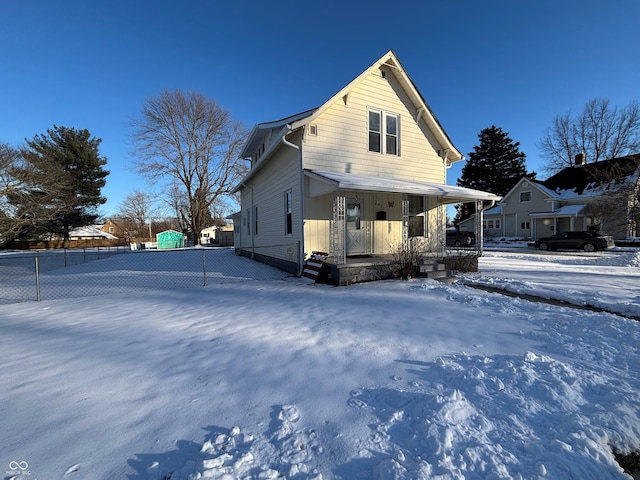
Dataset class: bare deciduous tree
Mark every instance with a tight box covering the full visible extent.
[130,90,248,244]
[539,98,640,173]
[582,156,640,238]
[116,189,161,233]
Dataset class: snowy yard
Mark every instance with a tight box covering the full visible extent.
[1,247,639,479]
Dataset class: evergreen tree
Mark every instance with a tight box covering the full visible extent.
[456,126,533,223]
[13,126,109,245]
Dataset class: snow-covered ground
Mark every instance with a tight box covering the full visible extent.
[1,247,639,479]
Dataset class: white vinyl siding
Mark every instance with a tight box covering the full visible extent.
[238,140,300,254]
[302,70,444,184]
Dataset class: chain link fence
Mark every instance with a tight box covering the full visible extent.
[0,247,288,305]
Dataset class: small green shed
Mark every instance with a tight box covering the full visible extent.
[157,229,185,249]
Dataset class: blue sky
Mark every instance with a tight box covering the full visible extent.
[2,1,639,218]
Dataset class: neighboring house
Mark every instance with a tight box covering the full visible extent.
[232,50,500,283]
[217,224,234,247]
[101,219,127,237]
[69,225,118,240]
[101,218,139,244]
[460,154,640,240]
[200,226,218,245]
[200,225,234,246]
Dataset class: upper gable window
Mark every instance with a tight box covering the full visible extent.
[368,108,400,155]
[520,191,532,202]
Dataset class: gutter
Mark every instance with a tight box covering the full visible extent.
[280,126,305,276]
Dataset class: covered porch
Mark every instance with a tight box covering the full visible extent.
[530,204,587,239]
[303,170,501,285]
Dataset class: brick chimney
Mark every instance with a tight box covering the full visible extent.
[575,153,586,165]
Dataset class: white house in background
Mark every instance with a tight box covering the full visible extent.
[200,226,218,245]
[200,225,235,246]
[459,154,640,240]
[232,50,500,284]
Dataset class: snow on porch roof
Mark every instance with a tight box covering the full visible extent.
[305,170,501,204]
[529,204,586,218]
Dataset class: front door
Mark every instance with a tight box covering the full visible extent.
[346,199,364,255]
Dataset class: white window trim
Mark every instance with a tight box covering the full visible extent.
[368,107,400,156]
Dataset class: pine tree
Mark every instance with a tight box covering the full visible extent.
[456,126,533,223]
[13,126,109,245]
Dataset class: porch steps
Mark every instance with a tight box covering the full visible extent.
[419,260,459,284]
[302,251,329,283]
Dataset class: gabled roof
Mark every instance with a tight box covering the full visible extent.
[288,50,463,163]
[499,176,557,203]
[239,108,318,160]
[238,50,463,165]
[542,154,640,198]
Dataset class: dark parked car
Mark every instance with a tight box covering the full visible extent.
[534,231,614,252]
[446,229,476,247]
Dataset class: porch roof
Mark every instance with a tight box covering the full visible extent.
[305,170,501,204]
[529,204,586,218]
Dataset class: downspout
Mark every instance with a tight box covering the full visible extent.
[280,127,304,276]
[241,181,254,258]
[477,199,496,256]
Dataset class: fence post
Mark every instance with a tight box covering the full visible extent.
[35,256,41,302]
[202,249,207,287]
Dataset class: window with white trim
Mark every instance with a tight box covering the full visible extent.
[368,109,400,155]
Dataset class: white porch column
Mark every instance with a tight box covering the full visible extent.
[476,200,484,255]
[331,193,346,264]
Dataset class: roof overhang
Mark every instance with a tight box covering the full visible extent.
[529,204,586,218]
[289,50,464,163]
[240,108,317,160]
[305,170,501,204]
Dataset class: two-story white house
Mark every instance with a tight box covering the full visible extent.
[232,51,500,284]
[460,154,640,240]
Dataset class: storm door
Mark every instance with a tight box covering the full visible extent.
[346,198,365,255]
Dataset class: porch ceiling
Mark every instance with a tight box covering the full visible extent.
[305,170,501,204]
